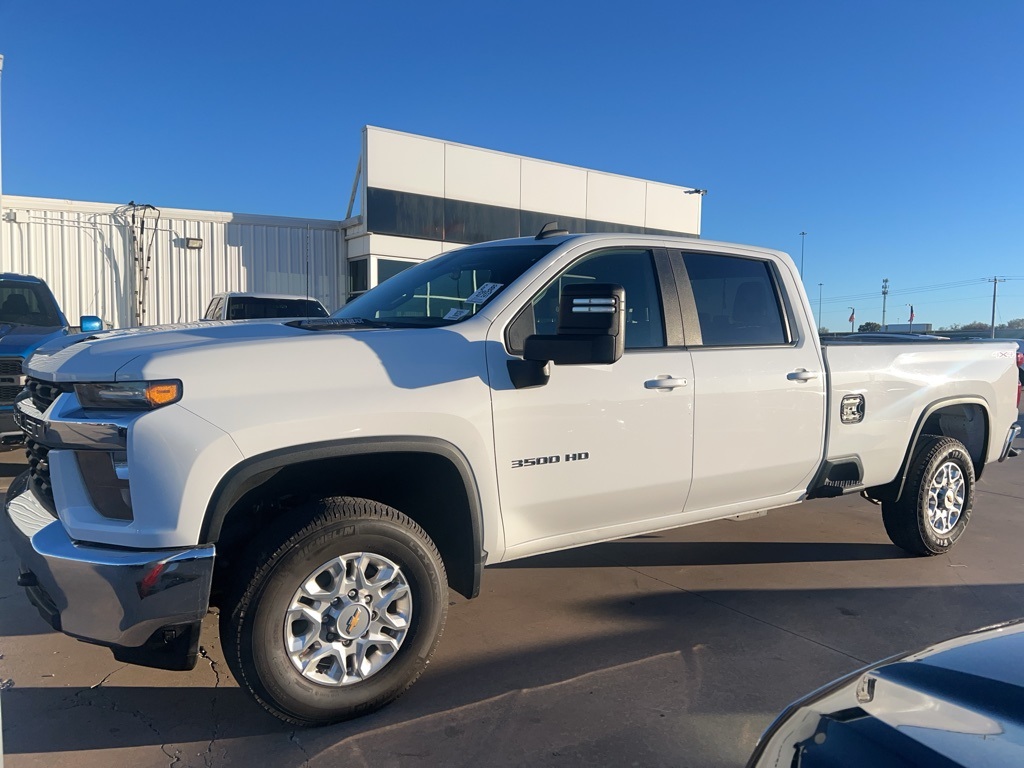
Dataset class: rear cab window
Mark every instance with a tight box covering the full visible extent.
[681,252,789,346]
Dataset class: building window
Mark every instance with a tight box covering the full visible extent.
[377,258,417,285]
[348,258,369,301]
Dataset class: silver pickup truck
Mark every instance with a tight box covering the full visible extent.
[4,232,1021,726]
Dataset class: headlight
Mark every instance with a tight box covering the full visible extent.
[75,380,183,410]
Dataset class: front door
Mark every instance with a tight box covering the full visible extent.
[488,246,695,559]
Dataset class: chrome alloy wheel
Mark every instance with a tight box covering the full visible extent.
[925,461,966,536]
[283,552,412,686]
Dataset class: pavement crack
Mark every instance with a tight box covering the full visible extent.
[90,663,128,689]
[290,730,312,767]
[199,645,223,767]
[162,744,183,767]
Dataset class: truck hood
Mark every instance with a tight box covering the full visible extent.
[0,323,68,360]
[26,320,311,381]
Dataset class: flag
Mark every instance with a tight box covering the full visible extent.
[848,310,855,323]
[909,305,915,322]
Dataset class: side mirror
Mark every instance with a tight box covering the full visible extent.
[80,315,104,333]
[524,283,625,365]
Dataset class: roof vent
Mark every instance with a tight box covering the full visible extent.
[535,221,570,240]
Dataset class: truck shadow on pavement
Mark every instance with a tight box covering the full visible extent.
[4,578,1024,765]
[3,490,1024,765]
[492,539,910,568]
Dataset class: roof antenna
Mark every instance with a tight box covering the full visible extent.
[535,221,569,240]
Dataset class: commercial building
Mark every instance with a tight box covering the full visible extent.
[0,127,703,327]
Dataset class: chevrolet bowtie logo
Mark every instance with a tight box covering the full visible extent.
[346,612,361,635]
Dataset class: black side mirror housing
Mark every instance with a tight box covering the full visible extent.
[523,283,626,366]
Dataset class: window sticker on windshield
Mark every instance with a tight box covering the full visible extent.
[444,308,471,321]
[466,282,504,304]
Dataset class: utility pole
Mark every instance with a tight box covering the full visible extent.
[881,278,889,330]
[817,283,823,332]
[799,231,807,278]
[989,276,1006,339]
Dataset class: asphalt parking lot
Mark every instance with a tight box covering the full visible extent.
[2,422,1023,768]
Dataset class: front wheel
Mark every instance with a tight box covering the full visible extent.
[221,497,448,726]
[882,435,975,556]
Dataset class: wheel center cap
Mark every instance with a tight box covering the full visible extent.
[337,604,370,639]
[943,488,956,509]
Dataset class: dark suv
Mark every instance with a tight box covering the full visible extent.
[0,273,102,444]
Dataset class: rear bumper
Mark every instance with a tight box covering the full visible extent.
[4,475,215,669]
[999,424,1021,462]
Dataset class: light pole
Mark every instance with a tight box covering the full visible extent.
[799,231,807,278]
[848,307,856,333]
[817,283,823,332]
[881,278,889,330]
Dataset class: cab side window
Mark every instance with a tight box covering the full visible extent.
[510,249,665,352]
[684,253,788,346]
[204,297,224,320]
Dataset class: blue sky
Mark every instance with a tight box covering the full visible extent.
[1,0,1022,330]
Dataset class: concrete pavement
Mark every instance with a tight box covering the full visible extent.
[2,427,1023,767]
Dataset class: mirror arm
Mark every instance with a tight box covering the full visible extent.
[507,358,550,390]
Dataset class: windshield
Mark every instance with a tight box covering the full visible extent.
[332,242,559,327]
[0,282,63,327]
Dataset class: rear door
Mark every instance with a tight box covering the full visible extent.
[674,249,826,514]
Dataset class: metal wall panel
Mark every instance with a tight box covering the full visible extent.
[0,196,345,328]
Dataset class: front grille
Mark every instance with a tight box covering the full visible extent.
[0,384,22,405]
[0,357,23,376]
[27,378,69,414]
[25,438,57,515]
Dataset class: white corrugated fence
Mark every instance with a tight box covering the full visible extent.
[0,196,348,328]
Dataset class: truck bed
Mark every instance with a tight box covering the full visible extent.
[821,339,1020,488]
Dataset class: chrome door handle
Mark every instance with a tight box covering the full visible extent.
[645,376,688,391]
[787,369,819,381]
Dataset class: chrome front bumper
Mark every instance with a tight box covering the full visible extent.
[4,476,214,660]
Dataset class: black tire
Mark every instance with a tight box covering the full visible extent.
[221,496,448,726]
[882,435,975,556]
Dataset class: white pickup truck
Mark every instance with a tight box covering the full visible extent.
[5,231,1021,726]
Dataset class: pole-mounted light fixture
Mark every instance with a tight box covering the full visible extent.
[184,237,203,250]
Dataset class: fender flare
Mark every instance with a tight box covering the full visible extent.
[879,396,991,502]
[200,436,485,597]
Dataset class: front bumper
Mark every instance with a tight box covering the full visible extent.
[4,474,215,670]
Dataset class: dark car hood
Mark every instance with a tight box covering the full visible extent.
[750,620,1024,767]
[0,323,68,358]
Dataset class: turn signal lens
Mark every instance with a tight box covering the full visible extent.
[145,382,181,406]
[76,380,183,410]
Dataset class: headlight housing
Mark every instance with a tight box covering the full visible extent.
[75,380,183,410]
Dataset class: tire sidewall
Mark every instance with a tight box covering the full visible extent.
[243,516,446,723]
[914,443,974,553]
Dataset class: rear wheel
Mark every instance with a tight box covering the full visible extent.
[221,497,448,726]
[882,435,974,555]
